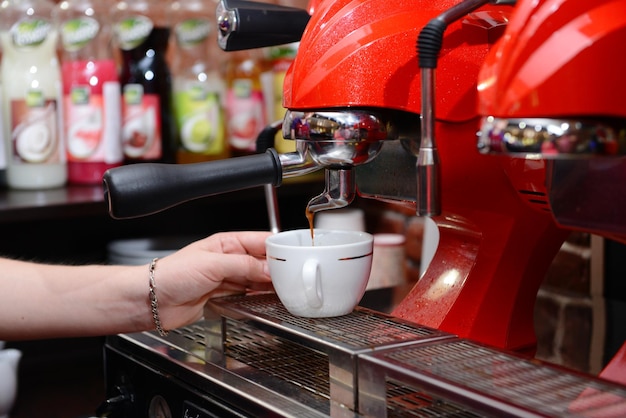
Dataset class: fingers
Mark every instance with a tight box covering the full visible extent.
[204,252,271,285]
[218,278,273,292]
[207,275,274,300]
[201,231,273,257]
[208,288,246,299]
[158,232,273,310]
[208,284,274,300]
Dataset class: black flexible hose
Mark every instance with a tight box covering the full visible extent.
[417,0,491,69]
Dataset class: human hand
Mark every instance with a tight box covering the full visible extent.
[148,231,273,331]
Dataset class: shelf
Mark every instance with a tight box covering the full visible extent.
[0,172,324,224]
[0,185,108,222]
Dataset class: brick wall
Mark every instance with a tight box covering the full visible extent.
[534,232,596,373]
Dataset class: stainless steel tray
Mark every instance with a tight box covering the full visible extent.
[358,339,626,417]
[113,292,626,417]
[205,292,455,411]
[109,325,334,417]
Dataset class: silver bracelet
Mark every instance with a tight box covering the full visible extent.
[148,257,169,337]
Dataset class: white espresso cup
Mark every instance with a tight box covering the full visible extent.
[266,229,374,317]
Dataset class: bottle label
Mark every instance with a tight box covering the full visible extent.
[272,58,296,153]
[114,16,153,50]
[122,84,162,160]
[173,83,224,155]
[60,17,100,51]
[226,79,265,152]
[10,18,51,48]
[65,81,122,164]
[9,91,62,165]
[174,18,211,47]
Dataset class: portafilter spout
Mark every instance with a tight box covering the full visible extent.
[282,109,398,215]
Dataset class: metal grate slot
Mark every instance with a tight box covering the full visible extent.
[381,340,626,417]
[224,318,331,401]
[386,380,485,418]
[171,323,208,346]
[152,322,212,362]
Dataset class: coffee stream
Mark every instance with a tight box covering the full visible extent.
[306,208,315,246]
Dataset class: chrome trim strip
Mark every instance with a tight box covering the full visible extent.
[477,116,626,157]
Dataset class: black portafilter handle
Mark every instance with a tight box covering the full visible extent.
[256,120,281,153]
[102,149,282,219]
[217,0,311,51]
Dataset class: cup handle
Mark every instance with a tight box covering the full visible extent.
[302,259,323,308]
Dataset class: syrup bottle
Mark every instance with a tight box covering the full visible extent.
[0,73,6,187]
[55,0,123,185]
[170,0,229,164]
[112,0,176,164]
[269,0,307,154]
[0,0,67,189]
[268,41,298,153]
[225,48,269,156]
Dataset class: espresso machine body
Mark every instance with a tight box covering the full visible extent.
[100,0,626,416]
[283,0,570,352]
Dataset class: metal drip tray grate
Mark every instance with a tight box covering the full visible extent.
[224,318,331,402]
[116,295,626,417]
[166,322,210,358]
[386,380,484,418]
[359,339,626,417]
[208,292,451,350]
[206,292,455,411]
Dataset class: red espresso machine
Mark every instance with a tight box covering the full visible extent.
[99,0,626,416]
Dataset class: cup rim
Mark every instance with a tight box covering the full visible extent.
[373,233,405,246]
[266,228,373,248]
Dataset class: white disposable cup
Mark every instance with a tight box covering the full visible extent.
[367,233,407,290]
[266,229,374,317]
[314,208,366,231]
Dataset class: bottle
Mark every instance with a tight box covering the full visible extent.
[268,0,307,154]
[0,0,67,190]
[0,75,6,187]
[225,48,269,156]
[55,0,123,185]
[170,0,229,164]
[111,0,175,164]
[268,42,299,153]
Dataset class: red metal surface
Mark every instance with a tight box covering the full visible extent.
[478,0,626,120]
[284,0,570,351]
[474,0,626,358]
[391,121,569,352]
[284,0,509,121]
[600,341,626,386]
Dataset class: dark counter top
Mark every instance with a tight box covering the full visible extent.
[0,185,108,222]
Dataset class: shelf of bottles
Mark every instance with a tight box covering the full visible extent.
[0,0,308,191]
